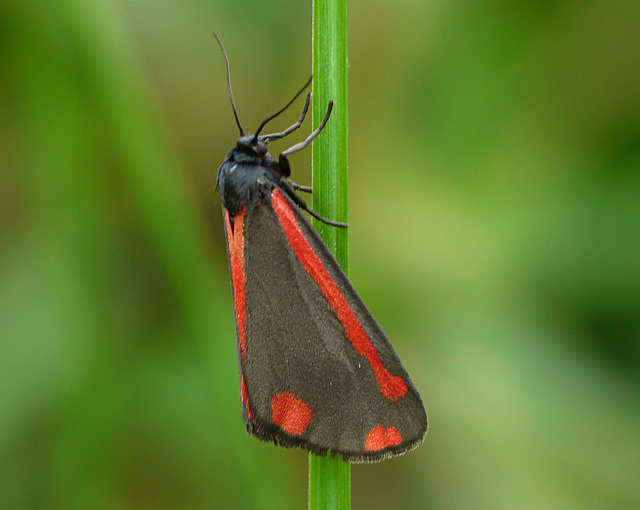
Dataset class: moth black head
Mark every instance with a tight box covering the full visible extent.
[236,135,268,157]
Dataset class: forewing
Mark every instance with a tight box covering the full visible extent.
[233,190,427,462]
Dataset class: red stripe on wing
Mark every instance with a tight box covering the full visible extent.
[225,209,248,362]
[271,189,408,401]
[240,373,252,419]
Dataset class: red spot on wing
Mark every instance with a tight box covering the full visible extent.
[271,190,408,401]
[272,391,313,435]
[225,209,248,362]
[364,425,402,451]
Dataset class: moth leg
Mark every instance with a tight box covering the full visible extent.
[288,180,312,193]
[278,100,334,178]
[279,101,334,163]
[279,178,347,228]
[260,89,312,142]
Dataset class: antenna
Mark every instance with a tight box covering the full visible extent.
[212,31,244,136]
[254,76,312,137]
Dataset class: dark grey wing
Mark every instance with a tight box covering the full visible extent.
[240,191,427,462]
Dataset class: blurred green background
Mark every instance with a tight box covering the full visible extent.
[2,0,639,508]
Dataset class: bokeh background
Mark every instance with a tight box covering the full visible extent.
[2,0,639,508]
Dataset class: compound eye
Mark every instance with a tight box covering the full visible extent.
[255,141,268,156]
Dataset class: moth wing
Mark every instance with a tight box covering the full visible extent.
[235,190,427,462]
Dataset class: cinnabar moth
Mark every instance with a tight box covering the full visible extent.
[214,33,427,462]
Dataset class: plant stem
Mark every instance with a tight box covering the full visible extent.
[309,0,351,508]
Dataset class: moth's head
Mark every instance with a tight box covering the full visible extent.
[236,134,268,157]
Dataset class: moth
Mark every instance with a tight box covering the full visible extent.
[214,33,427,462]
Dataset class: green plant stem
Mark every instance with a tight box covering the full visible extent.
[311,0,349,264]
[309,0,351,509]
